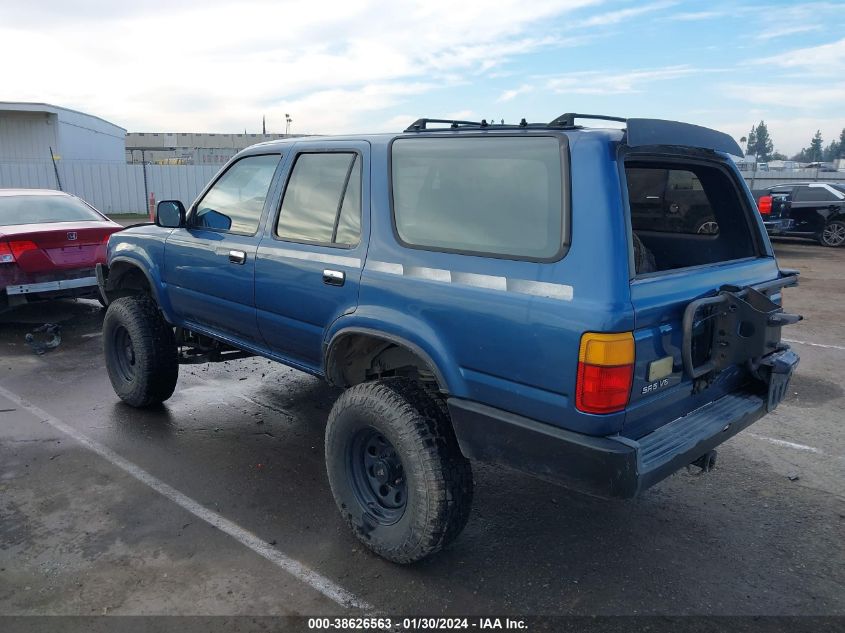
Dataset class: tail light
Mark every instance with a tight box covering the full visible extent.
[0,240,38,263]
[576,332,635,414]
[757,195,773,215]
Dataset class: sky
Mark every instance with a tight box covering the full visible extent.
[2,0,844,155]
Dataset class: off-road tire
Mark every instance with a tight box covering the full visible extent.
[325,378,473,564]
[103,295,178,407]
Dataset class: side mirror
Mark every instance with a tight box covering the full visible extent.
[156,200,186,228]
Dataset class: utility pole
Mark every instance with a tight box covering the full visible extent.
[285,113,292,135]
[262,115,266,135]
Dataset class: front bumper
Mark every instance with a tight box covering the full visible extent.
[448,351,798,499]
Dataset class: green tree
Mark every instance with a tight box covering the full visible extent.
[748,121,774,161]
[823,141,840,162]
[745,125,757,155]
[839,128,845,158]
[809,130,824,162]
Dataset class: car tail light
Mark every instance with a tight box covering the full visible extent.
[576,332,635,414]
[0,240,38,263]
[758,195,773,215]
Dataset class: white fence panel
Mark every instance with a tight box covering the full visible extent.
[0,160,221,214]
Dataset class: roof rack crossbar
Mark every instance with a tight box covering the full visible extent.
[405,118,483,132]
[549,113,627,128]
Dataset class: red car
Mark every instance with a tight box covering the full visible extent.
[0,189,123,311]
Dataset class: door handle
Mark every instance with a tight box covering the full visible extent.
[229,250,246,265]
[323,269,345,286]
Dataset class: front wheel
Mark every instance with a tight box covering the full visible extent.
[325,379,473,564]
[819,220,845,247]
[103,295,178,407]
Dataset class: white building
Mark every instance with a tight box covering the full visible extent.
[0,102,126,162]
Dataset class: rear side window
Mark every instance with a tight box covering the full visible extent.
[794,186,839,202]
[626,161,757,274]
[391,137,564,260]
[276,153,361,247]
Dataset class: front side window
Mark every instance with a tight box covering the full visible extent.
[276,152,361,247]
[391,137,564,260]
[193,154,280,234]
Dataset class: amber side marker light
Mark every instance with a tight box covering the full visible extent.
[576,332,635,414]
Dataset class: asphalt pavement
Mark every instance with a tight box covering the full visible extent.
[0,240,843,617]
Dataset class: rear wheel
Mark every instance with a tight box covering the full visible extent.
[103,295,178,407]
[819,220,845,247]
[325,378,473,563]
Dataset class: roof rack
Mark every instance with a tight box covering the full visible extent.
[548,113,627,128]
[405,118,484,131]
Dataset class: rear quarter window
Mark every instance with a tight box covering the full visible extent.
[626,160,759,274]
[391,136,566,260]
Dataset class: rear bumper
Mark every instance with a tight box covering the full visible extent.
[764,218,795,234]
[449,351,798,498]
[5,276,98,296]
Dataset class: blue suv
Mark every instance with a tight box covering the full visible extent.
[97,114,801,563]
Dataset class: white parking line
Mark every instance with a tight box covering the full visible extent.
[0,384,371,611]
[748,433,822,454]
[783,338,845,352]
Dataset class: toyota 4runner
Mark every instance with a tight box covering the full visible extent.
[97,113,801,563]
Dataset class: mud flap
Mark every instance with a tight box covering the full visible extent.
[760,349,800,412]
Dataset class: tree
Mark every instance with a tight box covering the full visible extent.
[746,126,757,155]
[809,130,824,162]
[747,121,774,161]
[839,128,845,159]
[771,151,787,161]
[823,141,840,162]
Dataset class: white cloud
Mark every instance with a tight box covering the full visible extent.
[666,10,725,21]
[580,0,677,27]
[755,24,822,41]
[755,36,845,73]
[544,65,719,95]
[0,0,603,133]
[498,84,535,101]
[721,83,845,109]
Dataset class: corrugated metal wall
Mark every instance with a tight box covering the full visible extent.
[0,160,220,213]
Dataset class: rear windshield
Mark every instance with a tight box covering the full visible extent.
[391,136,565,260]
[625,161,757,274]
[0,195,103,226]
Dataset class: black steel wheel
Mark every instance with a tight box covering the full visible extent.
[110,324,137,383]
[348,428,407,525]
[103,295,178,407]
[325,378,473,564]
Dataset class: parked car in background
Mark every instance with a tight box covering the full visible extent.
[754,182,845,246]
[0,189,122,311]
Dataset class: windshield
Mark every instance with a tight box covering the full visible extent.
[0,195,104,226]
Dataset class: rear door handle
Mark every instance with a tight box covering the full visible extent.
[323,269,345,286]
[229,250,246,265]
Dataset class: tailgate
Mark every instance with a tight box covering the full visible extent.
[623,153,800,439]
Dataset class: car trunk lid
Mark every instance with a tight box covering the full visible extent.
[0,222,118,274]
